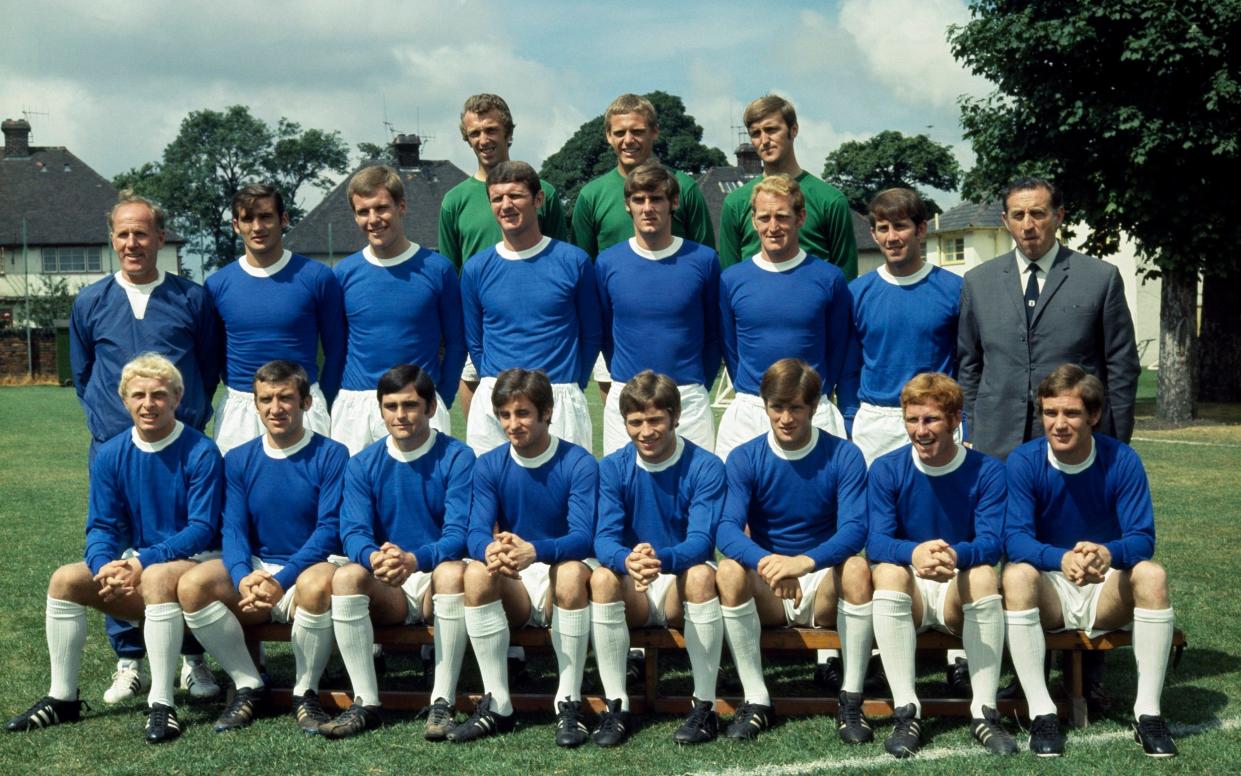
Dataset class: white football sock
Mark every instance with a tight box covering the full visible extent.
[551,605,591,708]
[722,599,771,706]
[1132,607,1174,718]
[292,608,334,695]
[1005,607,1057,718]
[591,601,630,710]
[331,594,380,707]
[465,600,512,715]
[963,594,1004,718]
[684,598,723,707]
[144,602,184,708]
[838,599,874,695]
[46,597,87,701]
[430,593,467,703]
[183,601,263,691]
[872,591,918,713]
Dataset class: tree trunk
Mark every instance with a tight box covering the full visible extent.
[1198,270,1241,403]
[1156,269,1198,423]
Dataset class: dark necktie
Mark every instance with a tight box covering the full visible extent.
[1024,263,1041,327]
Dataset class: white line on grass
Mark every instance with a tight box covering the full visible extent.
[1131,436,1241,449]
[689,717,1241,776]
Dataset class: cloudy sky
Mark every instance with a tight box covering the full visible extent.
[2,0,991,209]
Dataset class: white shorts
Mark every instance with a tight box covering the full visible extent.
[592,354,612,385]
[715,392,845,462]
[1044,569,1126,638]
[636,561,716,626]
[781,567,832,627]
[252,555,349,623]
[461,354,479,383]
[469,558,600,627]
[912,571,954,635]
[852,403,963,468]
[214,384,331,455]
[601,382,716,456]
[400,569,436,624]
[466,376,593,456]
[329,387,451,456]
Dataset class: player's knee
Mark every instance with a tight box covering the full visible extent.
[841,555,872,598]
[48,563,89,600]
[553,562,590,607]
[176,569,212,612]
[590,566,622,603]
[715,558,748,597]
[140,563,180,603]
[684,563,717,601]
[431,561,465,594]
[462,560,495,593]
[295,569,333,611]
[1130,560,1170,606]
[331,562,372,595]
[871,562,912,591]
[1001,562,1040,607]
[962,564,1000,597]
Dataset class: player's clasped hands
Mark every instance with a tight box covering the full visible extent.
[369,542,416,587]
[485,532,536,578]
[625,543,661,592]
[758,554,814,603]
[1063,541,1111,586]
[238,569,283,611]
[912,539,957,582]
[94,557,141,602]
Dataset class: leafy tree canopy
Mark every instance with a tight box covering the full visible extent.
[822,130,962,214]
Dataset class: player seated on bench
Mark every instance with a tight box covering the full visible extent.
[715,357,873,743]
[591,371,727,746]
[320,364,475,741]
[6,353,222,744]
[866,372,1016,757]
[1003,363,1177,758]
[450,368,599,747]
[176,360,349,736]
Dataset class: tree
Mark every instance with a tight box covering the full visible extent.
[27,276,74,329]
[355,141,396,166]
[540,91,727,217]
[949,1,1241,423]
[822,131,962,213]
[114,106,349,271]
[1199,269,1241,402]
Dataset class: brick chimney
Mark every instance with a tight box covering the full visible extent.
[735,143,761,176]
[392,134,421,167]
[3,118,32,158]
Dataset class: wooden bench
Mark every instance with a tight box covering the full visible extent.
[244,622,1186,728]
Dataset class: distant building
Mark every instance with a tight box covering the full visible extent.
[0,117,183,327]
[285,134,468,266]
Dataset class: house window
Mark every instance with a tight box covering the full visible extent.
[42,247,103,274]
[940,237,965,265]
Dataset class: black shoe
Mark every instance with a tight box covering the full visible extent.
[592,698,633,747]
[447,694,515,742]
[863,655,888,696]
[626,649,644,684]
[1028,713,1065,757]
[673,698,718,745]
[1133,715,1178,758]
[508,657,529,686]
[725,701,774,740]
[145,703,182,744]
[814,657,843,694]
[422,698,456,742]
[320,700,384,740]
[293,689,329,735]
[835,691,874,744]
[884,704,922,758]
[971,706,1018,754]
[996,677,1025,702]
[946,657,972,698]
[373,647,388,678]
[213,685,263,732]
[6,696,87,731]
[554,698,589,748]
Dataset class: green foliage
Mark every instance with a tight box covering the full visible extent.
[355,141,397,166]
[26,276,75,329]
[540,91,726,217]
[113,106,349,271]
[822,130,962,214]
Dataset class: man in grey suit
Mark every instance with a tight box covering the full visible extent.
[958,177,1141,460]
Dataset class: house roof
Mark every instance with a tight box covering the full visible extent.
[931,199,1004,233]
[285,159,468,256]
[0,145,184,247]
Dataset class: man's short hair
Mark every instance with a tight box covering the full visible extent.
[232,183,286,219]
[1001,176,1063,212]
[485,161,541,199]
[624,160,680,202]
[618,370,681,420]
[376,363,437,408]
[750,174,805,215]
[868,188,928,228]
[604,93,659,132]
[492,368,554,420]
[460,93,515,144]
[118,352,183,398]
[1036,363,1105,418]
[899,372,963,416]
[347,165,405,209]
[109,191,166,232]
[253,359,310,400]
[760,358,821,406]
[742,94,798,131]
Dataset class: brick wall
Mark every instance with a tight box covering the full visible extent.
[0,330,57,378]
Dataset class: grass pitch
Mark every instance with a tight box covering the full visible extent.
[1,384,1239,775]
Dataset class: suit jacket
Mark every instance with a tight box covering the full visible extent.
[958,244,1140,459]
